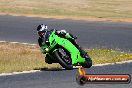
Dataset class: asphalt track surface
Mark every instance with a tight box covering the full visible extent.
[0,15,132,51]
[0,15,132,88]
[0,62,132,88]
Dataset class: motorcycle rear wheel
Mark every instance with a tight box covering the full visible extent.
[81,57,92,68]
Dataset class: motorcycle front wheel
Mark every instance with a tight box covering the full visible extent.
[53,48,73,70]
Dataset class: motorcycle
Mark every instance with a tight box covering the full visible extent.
[39,30,92,70]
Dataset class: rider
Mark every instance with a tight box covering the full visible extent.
[37,24,88,60]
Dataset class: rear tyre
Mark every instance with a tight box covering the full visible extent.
[81,54,92,68]
[53,48,73,70]
[82,58,92,68]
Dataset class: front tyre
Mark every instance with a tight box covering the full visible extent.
[53,48,73,70]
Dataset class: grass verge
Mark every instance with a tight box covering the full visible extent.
[0,42,60,73]
[88,48,132,64]
[0,0,132,22]
[0,42,132,73]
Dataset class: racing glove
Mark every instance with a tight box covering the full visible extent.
[57,30,77,40]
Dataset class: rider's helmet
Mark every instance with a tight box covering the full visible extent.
[37,24,48,37]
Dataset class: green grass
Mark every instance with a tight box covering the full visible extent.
[0,42,132,73]
[0,0,132,21]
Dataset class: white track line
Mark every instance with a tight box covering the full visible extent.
[0,41,37,46]
[0,60,132,76]
[0,41,132,76]
[0,70,40,76]
[93,60,132,67]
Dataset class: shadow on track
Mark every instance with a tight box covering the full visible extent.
[34,67,65,71]
[34,67,78,71]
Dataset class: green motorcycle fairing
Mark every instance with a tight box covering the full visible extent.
[40,30,85,65]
